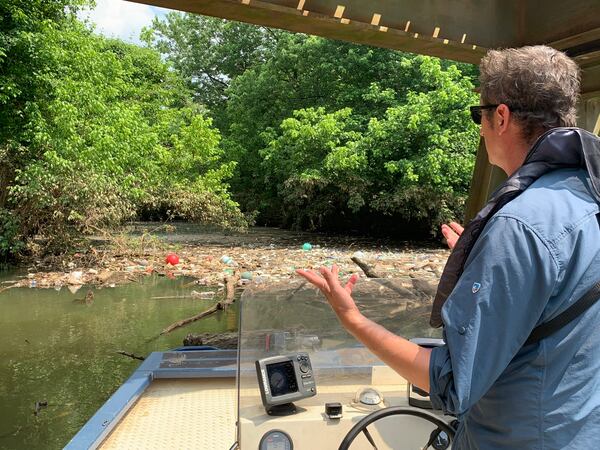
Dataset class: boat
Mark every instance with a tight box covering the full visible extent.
[65,278,455,449]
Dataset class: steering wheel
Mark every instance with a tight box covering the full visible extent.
[338,407,456,450]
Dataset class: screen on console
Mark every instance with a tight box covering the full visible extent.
[266,361,298,397]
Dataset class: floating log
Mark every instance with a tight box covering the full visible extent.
[351,256,381,278]
[183,332,238,349]
[159,275,237,335]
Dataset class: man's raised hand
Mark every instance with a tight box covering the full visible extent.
[441,221,464,249]
[295,265,361,324]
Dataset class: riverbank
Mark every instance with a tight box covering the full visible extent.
[0,224,450,294]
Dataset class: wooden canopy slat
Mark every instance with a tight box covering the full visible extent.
[133,0,599,68]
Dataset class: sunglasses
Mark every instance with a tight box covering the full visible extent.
[469,104,499,124]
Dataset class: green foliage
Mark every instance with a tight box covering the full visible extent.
[0,3,247,260]
[146,12,483,235]
[218,35,480,232]
[360,57,479,227]
[260,107,365,229]
[140,12,280,125]
[258,55,479,232]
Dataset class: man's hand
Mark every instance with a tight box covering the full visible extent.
[295,265,361,325]
[441,221,464,249]
[296,264,432,392]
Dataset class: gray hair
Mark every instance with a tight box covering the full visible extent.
[479,45,581,144]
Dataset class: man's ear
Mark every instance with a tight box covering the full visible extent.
[496,104,511,135]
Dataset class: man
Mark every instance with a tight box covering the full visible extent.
[297,46,600,449]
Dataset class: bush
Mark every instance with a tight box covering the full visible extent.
[0,7,246,260]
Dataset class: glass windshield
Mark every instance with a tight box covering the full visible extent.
[236,277,442,446]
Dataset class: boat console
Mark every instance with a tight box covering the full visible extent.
[237,279,454,450]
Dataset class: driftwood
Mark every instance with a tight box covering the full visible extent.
[72,290,94,305]
[116,351,145,361]
[159,275,237,335]
[351,256,382,278]
[183,332,238,349]
[0,283,19,295]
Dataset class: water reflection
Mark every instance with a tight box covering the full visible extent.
[0,275,237,450]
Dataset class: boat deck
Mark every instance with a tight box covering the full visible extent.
[99,378,236,450]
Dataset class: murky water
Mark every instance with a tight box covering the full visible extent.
[0,274,237,450]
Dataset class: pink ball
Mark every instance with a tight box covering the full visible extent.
[165,253,179,265]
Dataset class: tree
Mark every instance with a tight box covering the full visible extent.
[258,55,479,234]
[260,107,365,229]
[141,12,280,125]
[223,37,479,232]
[0,2,247,260]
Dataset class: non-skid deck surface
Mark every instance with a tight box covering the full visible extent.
[99,378,236,450]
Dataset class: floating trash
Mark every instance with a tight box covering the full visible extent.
[68,285,82,294]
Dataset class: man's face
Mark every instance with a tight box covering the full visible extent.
[480,107,501,166]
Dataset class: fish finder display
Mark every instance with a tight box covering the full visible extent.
[267,361,298,397]
[255,353,316,414]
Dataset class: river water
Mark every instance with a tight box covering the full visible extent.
[0,273,237,450]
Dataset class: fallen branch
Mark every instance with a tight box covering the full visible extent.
[151,290,216,300]
[116,351,145,361]
[0,282,20,294]
[159,275,238,335]
[351,256,381,278]
[183,332,238,349]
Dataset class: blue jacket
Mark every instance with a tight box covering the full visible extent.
[429,169,600,449]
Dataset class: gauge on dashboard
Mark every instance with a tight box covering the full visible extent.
[259,430,293,450]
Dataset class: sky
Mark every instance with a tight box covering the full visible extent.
[78,0,171,45]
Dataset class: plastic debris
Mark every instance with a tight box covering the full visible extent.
[16,226,449,291]
[67,285,82,294]
[302,242,313,251]
[67,271,83,285]
[240,271,253,280]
